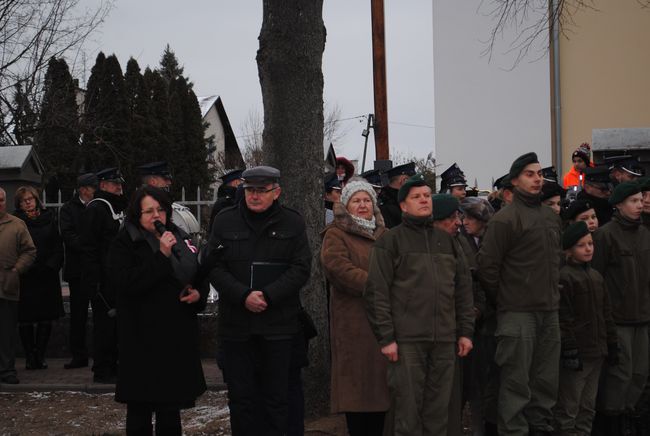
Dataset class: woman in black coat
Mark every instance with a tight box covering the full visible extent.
[14,186,64,370]
[108,186,207,435]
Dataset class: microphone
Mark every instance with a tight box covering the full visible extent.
[154,220,181,259]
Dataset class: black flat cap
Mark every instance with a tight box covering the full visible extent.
[96,167,125,183]
[241,166,281,187]
[324,172,342,192]
[440,163,467,190]
[137,161,172,178]
[562,199,594,221]
[583,166,611,184]
[386,162,416,180]
[509,152,539,180]
[77,173,98,188]
[563,221,590,250]
[542,166,559,184]
[607,155,644,177]
[494,173,513,190]
[541,182,565,201]
[360,169,383,188]
[220,169,244,185]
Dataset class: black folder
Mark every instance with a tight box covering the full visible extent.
[250,262,289,289]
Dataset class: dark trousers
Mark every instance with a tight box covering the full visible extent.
[345,411,385,436]
[223,337,293,436]
[0,298,18,378]
[68,278,89,360]
[126,403,181,436]
[90,293,117,377]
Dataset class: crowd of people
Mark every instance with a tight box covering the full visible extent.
[0,143,649,436]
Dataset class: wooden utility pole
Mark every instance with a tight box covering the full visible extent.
[371,0,389,161]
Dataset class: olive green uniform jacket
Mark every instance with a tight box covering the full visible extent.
[559,260,617,358]
[477,189,562,312]
[364,214,474,347]
[591,212,650,325]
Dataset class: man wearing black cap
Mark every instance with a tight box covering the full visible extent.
[323,172,342,225]
[478,152,562,435]
[378,162,416,228]
[490,173,514,212]
[609,156,644,185]
[208,169,244,232]
[591,182,650,432]
[59,173,97,369]
[365,175,474,435]
[138,161,200,238]
[577,166,614,225]
[541,167,565,215]
[207,166,311,435]
[440,163,468,200]
[360,169,383,194]
[80,167,126,384]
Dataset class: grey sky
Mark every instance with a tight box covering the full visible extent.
[80,1,435,170]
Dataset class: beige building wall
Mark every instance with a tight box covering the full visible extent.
[559,1,650,174]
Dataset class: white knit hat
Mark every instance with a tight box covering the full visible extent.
[341,180,377,207]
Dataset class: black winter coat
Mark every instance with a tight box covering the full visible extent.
[207,201,311,340]
[15,208,64,322]
[378,186,402,229]
[80,190,127,304]
[59,195,86,280]
[108,222,207,406]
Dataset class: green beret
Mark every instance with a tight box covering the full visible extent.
[562,221,590,250]
[509,152,539,180]
[637,177,650,193]
[398,173,428,203]
[608,181,641,206]
[432,194,460,220]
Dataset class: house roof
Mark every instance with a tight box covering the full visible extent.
[197,95,220,119]
[0,145,39,170]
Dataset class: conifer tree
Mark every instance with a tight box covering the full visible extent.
[125,58,155,168]
[143,68,173,167]
[159,44,184,86]
[35,57,80,197]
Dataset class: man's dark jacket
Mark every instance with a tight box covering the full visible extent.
[378,186,401,229]
[59,194,86,281]
[207,201,311,340]
[79,190,126,304]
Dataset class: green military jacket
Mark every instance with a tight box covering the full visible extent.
[477,189,562,312]
[364,214,474,347]
[559,260,617,358]
[592,212,650,325]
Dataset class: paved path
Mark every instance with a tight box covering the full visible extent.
[0,358,224,393]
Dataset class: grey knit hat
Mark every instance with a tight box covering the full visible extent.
[341,180,377,207]
[460,197,494,222]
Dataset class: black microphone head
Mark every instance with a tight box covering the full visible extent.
[153,220,167,236]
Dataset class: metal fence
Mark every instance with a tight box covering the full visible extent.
[42,186,217,230]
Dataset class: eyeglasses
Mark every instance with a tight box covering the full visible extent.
[141,207,166,216]
[244,186,278,195]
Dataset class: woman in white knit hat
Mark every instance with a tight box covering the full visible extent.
[320,180,389,436]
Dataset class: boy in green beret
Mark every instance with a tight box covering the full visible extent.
[591,181,650,432]
[554,221,617,436]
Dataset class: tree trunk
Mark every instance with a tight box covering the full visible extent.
[257,0,328,417]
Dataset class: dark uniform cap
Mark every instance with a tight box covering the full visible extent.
[493,173,513,190]
[638,177,650,192]
[609,181,641,206]
[386,162,416,180]
[509,152,539,180]
[541,182,565,201]
[542,166,559,184]
[241,166,281,188]
[77,173,98,188]
[562,221,590,250]
[583,166,611,184]
[137,161,172,179]
[96,167,125,183]
[324,172,342,192]
[608,156,644,177]
[562,199,594,221]
[431,193,460,221]
[220,169,244,184]
[397,173,428,203]
[360,169,383,187]
[440,163,467,189]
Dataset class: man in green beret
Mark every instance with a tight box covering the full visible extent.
[478,152,562,435]
[591,181,650,433]
[364,175,475,435]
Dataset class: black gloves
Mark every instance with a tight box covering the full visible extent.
[561,348,583,371]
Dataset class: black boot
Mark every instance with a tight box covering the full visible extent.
[18,323,37,370]
[34,321,51,370]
